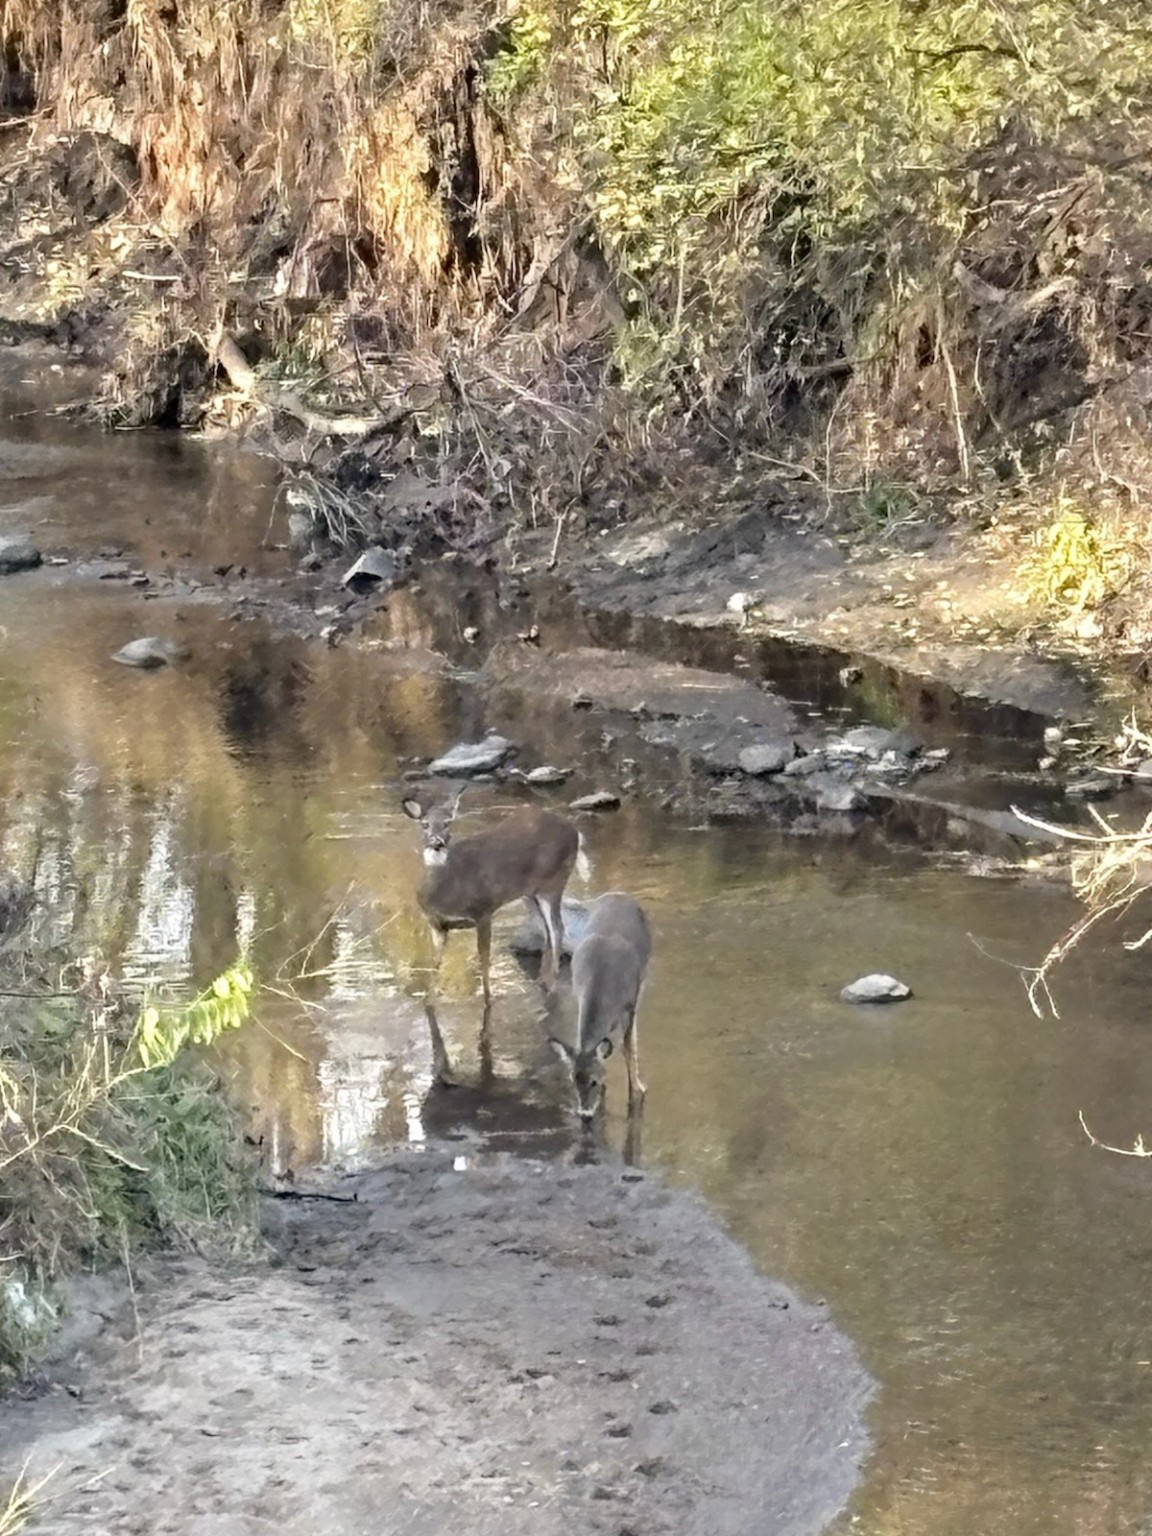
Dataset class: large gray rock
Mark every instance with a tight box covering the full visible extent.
[0,535,42,574]
[428,734,516,776]
[112,637,190,669]
[738,740,795,776]
[841,973,912,1004]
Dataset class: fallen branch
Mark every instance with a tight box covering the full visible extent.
[214,333,436,441]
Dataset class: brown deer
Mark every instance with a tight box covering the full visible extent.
[402,788,585,1008]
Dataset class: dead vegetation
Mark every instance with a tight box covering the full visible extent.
[3,1,1152,612]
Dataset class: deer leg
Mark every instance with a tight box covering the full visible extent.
[625,1002,647,1105]
[423,998,456,1086]
[475,917,493,1007]
[539,892,563,989]
[478,999,494,1086]
[623,1104,644,1166]
[427,924,448,1000]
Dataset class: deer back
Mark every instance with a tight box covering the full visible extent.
[571,894,651,1048]
[418,809,578,925]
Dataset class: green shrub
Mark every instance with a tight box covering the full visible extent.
[0,952,258,1382]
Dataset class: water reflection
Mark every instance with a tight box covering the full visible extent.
[3,422,1152,1534]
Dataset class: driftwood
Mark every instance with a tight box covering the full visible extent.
[213,333,438,440]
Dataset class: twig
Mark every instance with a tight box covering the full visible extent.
[1009,805,1152,846]
[546,511,567,570]
[1078,1109,1152,1157]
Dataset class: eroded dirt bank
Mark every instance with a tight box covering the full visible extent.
[0,1152,871,1536]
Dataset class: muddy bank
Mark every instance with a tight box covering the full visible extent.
[0,1151,871,1536]
[558,505,1101,725]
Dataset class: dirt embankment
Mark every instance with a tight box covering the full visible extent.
[0,1151,872,1536]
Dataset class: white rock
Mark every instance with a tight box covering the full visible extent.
[840,974,912,1004]
[112,637,190,669]
[524,765,571,785]
[428,733,516,776]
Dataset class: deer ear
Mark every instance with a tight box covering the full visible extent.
[549,1038,575,1065]
[401,798,423,820]
[596,1037,614,1061]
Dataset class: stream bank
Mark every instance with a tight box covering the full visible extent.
[0,1153,871,1536]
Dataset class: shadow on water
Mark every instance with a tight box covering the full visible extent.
[4,414,1152,1533]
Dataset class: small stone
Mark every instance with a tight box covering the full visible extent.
[841,974,912,1004]
[737,741,794,776]
[816,783,866,813]
[1043,726,1064,753]
[783,752,826,778]
[0,535,42,574]
[826,725,919,761]
[462,625,480,643]
[112,637,190,669]
[524,765,571,785]
[428,734,516,776]
[569,791,621,812]
[923,747,951,763]
[726,591,757,614]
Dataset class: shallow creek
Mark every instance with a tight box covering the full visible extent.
[3,404,1152,1536]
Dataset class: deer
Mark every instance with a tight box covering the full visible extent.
[550,892,651,1121]
[402,787,585,1011]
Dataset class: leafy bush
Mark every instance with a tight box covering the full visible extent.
[0,942,258,1382]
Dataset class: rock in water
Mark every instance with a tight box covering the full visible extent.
[816,783,866,813]
[524,765,572,786]
[0,535,42,574]
[840,974,912,1004]
[826,725,920,762]
[738,741,794,776]
[428,734,516,776]
[569,791,621,812]
[112,637,190,669]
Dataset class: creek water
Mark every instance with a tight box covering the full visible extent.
[2,401,1152,1536]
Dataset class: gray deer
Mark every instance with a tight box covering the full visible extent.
[552,892,651,1120]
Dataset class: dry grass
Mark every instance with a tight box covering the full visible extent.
[0,1462,57,1536]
